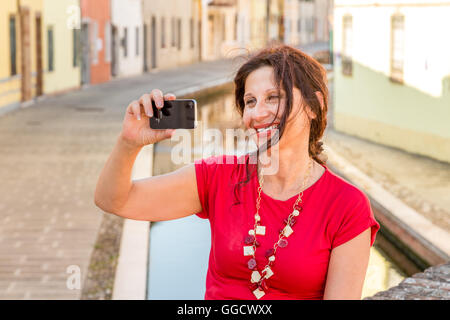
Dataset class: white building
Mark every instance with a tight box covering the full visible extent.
[110,0,143,77]
[333,0,450,162]
[142,0,202,70]
[298,0,333,45]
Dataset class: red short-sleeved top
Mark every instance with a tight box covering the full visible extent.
[194,154,380,300]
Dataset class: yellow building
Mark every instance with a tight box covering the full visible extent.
[43,0,81,95]
[0,0,44,114]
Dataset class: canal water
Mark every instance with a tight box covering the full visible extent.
[146,84,407,300]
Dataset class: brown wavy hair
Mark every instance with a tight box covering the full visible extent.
[230,44,329,206]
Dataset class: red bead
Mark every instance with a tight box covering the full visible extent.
[244,235,255,245]
[278,238,288,248]
[249,283,258,291]
[247,258,257,269]
[265,248,274,258]
[255,240,260,247]
[284,217,296,226]
[258,279,269,291]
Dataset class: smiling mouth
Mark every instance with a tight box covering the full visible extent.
[255,124,279,134]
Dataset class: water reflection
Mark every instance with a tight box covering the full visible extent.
[149,85,406,299]
[362,247,405,298]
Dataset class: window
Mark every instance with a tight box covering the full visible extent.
[190,18,194,48]
[309,17,314,33]
[342,15,353,76]
[105,22,111,62]
[136,26,139,56]
[177,18,181,50]
[234,14,238,41]
[161,17,166,48]
[9,15,17,76]
[390,14,404,84]
[171,17,176,47]
[123,27,128,57]
[73,28,81,67]
[222,15,226,41]
[47,26,54,72]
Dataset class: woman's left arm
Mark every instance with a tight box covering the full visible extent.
[323,227,372,300]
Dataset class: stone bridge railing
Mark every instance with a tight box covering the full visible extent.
[365,262,450,300]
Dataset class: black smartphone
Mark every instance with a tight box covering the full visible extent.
[149,99,197,129]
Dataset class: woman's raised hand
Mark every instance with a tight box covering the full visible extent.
[120,89,176,148]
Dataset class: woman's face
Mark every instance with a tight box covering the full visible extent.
[242,66,315,147]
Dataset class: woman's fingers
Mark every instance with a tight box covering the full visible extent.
[129,90,176,122]
[139,94,153,118]
[164,93,176,101]
[129,100,141,121]
[151,89,164,108]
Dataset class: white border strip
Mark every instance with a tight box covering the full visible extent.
[112,144,153,300]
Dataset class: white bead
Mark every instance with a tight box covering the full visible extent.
[251,270,261,283]
[292,209,299,216]
[268,255,275,262]
[253,288,265,299]
[248,229,255,236]
[256,225,266,235]
[283,225,294,237]
[263,266,274,279]
[255,214,261,222]
[243,246,254,256]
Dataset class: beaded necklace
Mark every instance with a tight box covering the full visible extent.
[243,158,313,299]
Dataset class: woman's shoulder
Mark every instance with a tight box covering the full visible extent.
[321,165,380,248]
[322,165,370,205]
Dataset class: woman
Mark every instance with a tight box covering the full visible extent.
[94,45,380,300]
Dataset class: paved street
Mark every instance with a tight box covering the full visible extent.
[0,42,448,299]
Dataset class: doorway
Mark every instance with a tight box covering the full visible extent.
[35,13,43,96]
[20,6,32,101]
